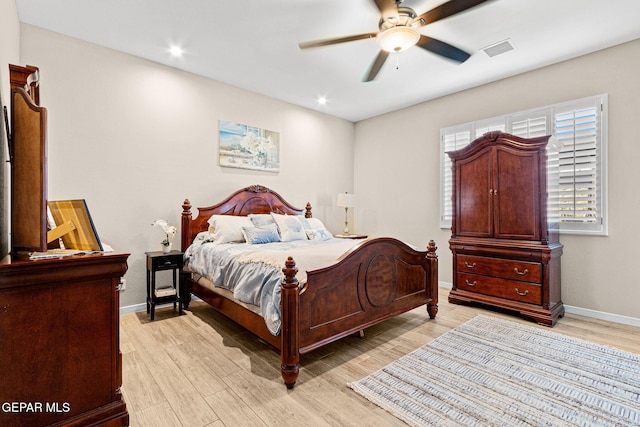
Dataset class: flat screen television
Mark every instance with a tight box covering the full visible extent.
[47,199,103,251]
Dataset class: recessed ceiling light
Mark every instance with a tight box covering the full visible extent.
[317,96,327,105]
[169,46,183,57]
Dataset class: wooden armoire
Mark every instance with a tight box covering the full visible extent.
[447,132,564,326]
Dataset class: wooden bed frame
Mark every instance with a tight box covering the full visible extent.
[180,184,438,389]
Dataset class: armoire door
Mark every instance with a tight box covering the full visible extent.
[494,147,541,240]
[455,148,493,238]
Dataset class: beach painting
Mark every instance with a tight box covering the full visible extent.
[218,120,280,172]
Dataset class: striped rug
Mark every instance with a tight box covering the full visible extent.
[349,315,640,426]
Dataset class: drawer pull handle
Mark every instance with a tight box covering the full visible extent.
[465,261,477,268]
[515,288,529,296]
[163,261,173,266]
[465,280,477,287]
[514,268,529,276]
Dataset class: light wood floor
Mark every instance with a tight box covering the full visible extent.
[120,287,640,427]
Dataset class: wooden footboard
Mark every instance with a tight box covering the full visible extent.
[280,238,438,388]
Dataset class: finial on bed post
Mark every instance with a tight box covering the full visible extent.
[181,199,192,253]
[281,256,300,389]
[427,240,437,258]
[426,240,439,320]
[305,202,312,218]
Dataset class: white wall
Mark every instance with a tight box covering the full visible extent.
[0,0,19,103]
[19,24,355,308]
[354,38,640,321]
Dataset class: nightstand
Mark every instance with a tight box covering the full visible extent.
[334,234,368,239]
[145,250,183,320]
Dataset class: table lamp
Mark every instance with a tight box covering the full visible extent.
[336,192,356,235]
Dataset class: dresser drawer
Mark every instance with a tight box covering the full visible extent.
[457,272,542,305]
[457,255,541,283]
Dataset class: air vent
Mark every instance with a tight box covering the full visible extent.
[482,39,514,57]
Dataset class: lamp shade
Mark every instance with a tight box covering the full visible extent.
[337,193,356,208]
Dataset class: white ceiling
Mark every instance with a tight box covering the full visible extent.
[15,0,640,122]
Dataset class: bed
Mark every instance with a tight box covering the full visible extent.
[180,184,438,389]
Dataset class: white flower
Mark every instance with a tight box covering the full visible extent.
[152,219,177,245]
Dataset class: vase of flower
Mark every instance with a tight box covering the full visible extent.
[152,219,177,254]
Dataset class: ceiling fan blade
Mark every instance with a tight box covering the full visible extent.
[299,32,378,49]
[373,0,399,21]
[417,35,471,63]
[416,0,490,26]
[363,50,390,82]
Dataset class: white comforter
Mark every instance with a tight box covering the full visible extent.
[184,237,363,335]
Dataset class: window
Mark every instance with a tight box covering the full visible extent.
[440,94,607,235]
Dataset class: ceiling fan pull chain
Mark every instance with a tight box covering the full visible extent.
[396,52,400,70]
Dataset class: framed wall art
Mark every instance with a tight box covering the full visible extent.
[218,120,280,172]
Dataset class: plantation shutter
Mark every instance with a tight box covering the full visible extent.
[554,99,602,232]
[509,111,550,138]
[440,129,471,226]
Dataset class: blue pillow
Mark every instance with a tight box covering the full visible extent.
[305,229,333,241]
[241,224,281,244]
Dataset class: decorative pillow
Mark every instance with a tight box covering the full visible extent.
[305,228,333,241]
[207,215,253,244]
[304,217,329,232]
[241,224,281,244]
[248,213,276,227]
[271,213,307,242]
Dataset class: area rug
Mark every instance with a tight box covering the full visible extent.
[349,315,640,426]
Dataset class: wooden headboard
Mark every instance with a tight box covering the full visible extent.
[181,184,312,251]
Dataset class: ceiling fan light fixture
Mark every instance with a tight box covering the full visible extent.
[377,26,420,53]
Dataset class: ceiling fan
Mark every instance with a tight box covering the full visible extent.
[299,0,491,82]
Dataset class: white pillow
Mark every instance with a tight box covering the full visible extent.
[207,215,253,244]
[248,213,275,227]
[304,217,330,232]
[271,213,307,242]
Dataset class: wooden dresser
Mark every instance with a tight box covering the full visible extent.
[447,132,564,326]
[0,252,130,427]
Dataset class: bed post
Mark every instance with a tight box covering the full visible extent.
[305,202,312,218]
[281,256,300,389]
[181,199,192,253]
[426,240,439,319]
[181,199,193,309]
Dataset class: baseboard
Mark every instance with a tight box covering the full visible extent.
[439,281,452,289]
[120,303,146,315]
[563,305,640,328]
[437,282,640,328]
[119,296,201,316]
